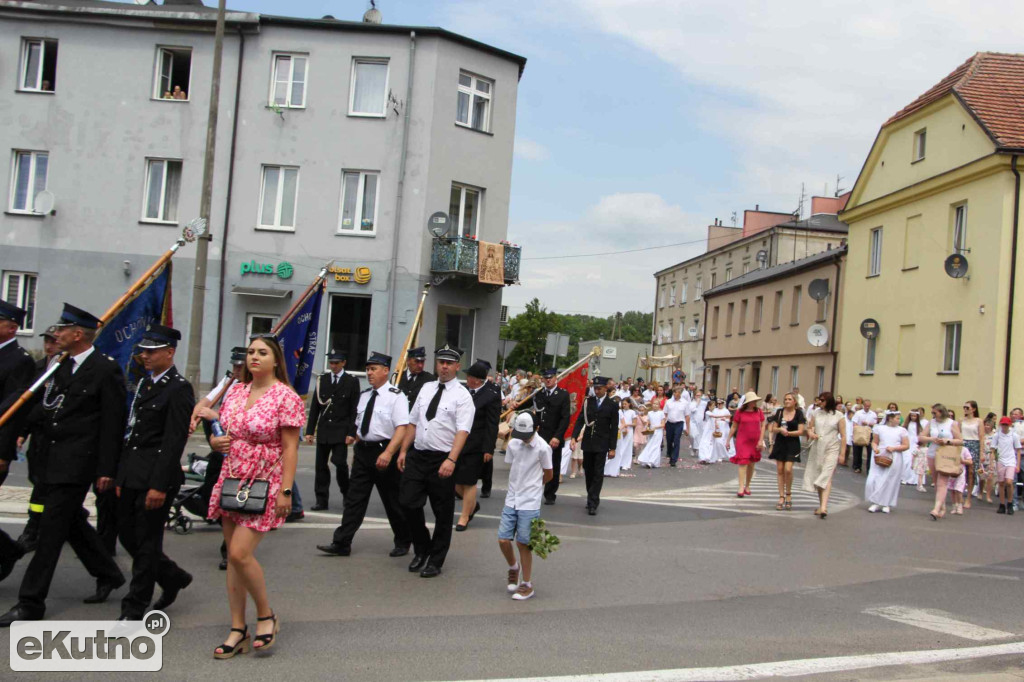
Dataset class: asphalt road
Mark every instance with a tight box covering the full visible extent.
[2,440,1024,681]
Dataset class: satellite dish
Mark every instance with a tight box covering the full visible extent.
[34,190,55,215]
[688,327,698,338]
[860,318,880,340]
[428,211,450,238]
[807,324,829,347]
[808,278,830,301]
[944,253,968,279]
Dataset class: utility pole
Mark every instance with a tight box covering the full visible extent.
[184,0,227,387]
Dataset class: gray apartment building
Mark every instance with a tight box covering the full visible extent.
[0,0,525,385]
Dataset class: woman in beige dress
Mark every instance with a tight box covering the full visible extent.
[803,392,846,519]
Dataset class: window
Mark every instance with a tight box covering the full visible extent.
[904,215,921,269]
[738,368,745,391]
[449,183,481,237]
[142,159,182,223]
[680,282,688,304]
[338,170,379,235]
[952,204,968,255]
[20,38,57,92]
[693,316,700,340]
[9,150,48,214]
[725,369,732,392]
[437,306,476,379]
[725,267,733,282]
[753,296,763,332]
[245,313,278,342]
[711,272,718,288]
[695,277,703,300]
[270,53,307,108]
[327,294,372,372]
[678,321,685,342]
[2,271,37,333]
[770,366,779,396]
[669,284,676,306]
[815,291,828,323]
[153,46,192,100]
[943,322,962,373]
[711,306,720,338]
[898,324,915,374]
[869,227,883,276]
[456,71,493,132]
[790,366,799,388]
[349,58,389,116]
[790,286,801,325]
[864,336,876,373]
[725,302,734,336]
[659,288,666,308]
[258,165,299,230]
[772,290,783,328]
[815,366,825,395]
[738,299,747,334]
[913,128,926,161]
[743,260,750,275]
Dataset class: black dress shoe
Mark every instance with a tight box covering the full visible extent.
[0,545,25,583]
[420,564,442,578]
[83,576,126,604]
[317,543,351,556]
[15,532,37,554]
[455,523,468,532]
[0,605,43,627]
[389,546,410,558]
[218,559,228,571]
[285,510,305,522]
[310,503,328,512]
[480,491,490,499]
[587,507,597,516]
[469,502,481,521]
[408,554,428,572]
[543,498,555,506]
[153,572,193,611]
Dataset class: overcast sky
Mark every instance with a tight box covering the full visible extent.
[233,0,1024,317]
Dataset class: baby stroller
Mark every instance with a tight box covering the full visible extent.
[166,451,224,535]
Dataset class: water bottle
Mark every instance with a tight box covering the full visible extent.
[209,419,225,438]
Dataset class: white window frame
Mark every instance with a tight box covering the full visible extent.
[2,271,37,334]
[141,158,182,224]
[953,203,968,255]
[245,313,279,343]
[455,70,493,132]
[9,150,48,214]
[348,58,389,118]
[20,38,56,93]
[257,165,300,232]
[864,336,877,374]
[669,284,676,306]
[337,170,380,236]
[816,366,825,395]
[680,282,688,304]
[695,277,703,300]
[942,321,962,373]
[770,366,779,396]
[913,128,926,161]
[869,227,883,276]
[725,267,733,282]
[269,52,308,109]
[450,183,482,238]
[678,321,684,342]
[152,46,192,101]
[791,286,801,325]
[790,366,799,389]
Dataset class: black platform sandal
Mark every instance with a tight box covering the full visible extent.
[213,626,249,659]
[784,495,792,511]
[253,613,279,652]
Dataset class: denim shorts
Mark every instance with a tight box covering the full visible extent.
[498,506,540,545]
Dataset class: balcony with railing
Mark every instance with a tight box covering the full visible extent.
[429,237,521,289]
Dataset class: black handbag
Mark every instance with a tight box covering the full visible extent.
[219,457,279,515]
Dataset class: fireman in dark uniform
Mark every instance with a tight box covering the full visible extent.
[519,368,571,505]
[305,350,360,510]
[397,347,434,408]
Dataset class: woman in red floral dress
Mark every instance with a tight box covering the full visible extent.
[202,336,304,658]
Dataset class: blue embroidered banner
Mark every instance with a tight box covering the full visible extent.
[276,280,324,395]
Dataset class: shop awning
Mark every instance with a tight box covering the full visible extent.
[230,286,293,299]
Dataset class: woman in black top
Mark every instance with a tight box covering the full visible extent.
[768,393,806,511]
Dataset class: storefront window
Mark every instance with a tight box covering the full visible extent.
[328,294,371,373]
[436,305,475,378]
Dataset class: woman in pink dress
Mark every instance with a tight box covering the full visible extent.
[202,336,305,658]
[726,392,767,497]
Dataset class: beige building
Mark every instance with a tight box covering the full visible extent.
[702,246,846,400]
[652,202,848,384]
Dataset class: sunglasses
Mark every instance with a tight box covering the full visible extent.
[248,333,278,341]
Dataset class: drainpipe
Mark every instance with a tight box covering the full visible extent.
[829,256,841,394]
[211,28,245,384]
[700,296,709,390]
[385,31,416,354]
[1002,154,1021,414]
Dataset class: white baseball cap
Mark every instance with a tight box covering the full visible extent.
[511,412,536,441]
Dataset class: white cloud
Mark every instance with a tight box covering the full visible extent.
[514,136,551,161]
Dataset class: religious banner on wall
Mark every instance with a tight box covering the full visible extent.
[478,241,505,285]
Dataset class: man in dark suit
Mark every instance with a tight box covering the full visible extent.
[0,301,37,581]
[477,377,502,498]
[116,324,194,620]
[519,367,571,505]
[0,303,127,626]
[571,376,618,515]
[398,346,434,408]
[454,359,500,530]
[306,350,360,510]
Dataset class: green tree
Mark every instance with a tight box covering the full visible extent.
[503,298,559,372]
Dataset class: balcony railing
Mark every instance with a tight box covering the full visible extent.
[430,237,521,287]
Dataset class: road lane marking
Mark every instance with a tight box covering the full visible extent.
[906,567,1019,582]
[864,606,1016,640]
[687,547,779,558]
[459,640,1024,681]
[555,535,620,544]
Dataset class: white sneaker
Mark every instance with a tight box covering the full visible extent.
[512,583,535,601]
[868,504,880,513]
[881,506,891,514]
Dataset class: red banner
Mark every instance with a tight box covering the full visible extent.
[561,363,590,442]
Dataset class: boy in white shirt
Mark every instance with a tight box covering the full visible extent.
[499,412,553,601]
[993,416,1022,514]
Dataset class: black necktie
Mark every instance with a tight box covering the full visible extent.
[425,383,445,421]
[332,374,338,385]
[360,390,377,437]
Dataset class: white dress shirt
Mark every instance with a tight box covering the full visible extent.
[70,346,95,374]
[852,409,878,427]
[355,381,410,442]
[664,397,690,423]
[504,434,554,511]
[642,389,656,403]
[410,377,475,452]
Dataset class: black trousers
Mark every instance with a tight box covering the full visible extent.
[94,486,119,555]
[582,450,607,510]
[18,483,123,613]
[0,528,20,564]
[399,449,454,568]
[852,444,871,473]
[314,441,349,505]
[544,444,564,502]
[117,487,189,619]
[333,441,410,551]
[480,458,493,495]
